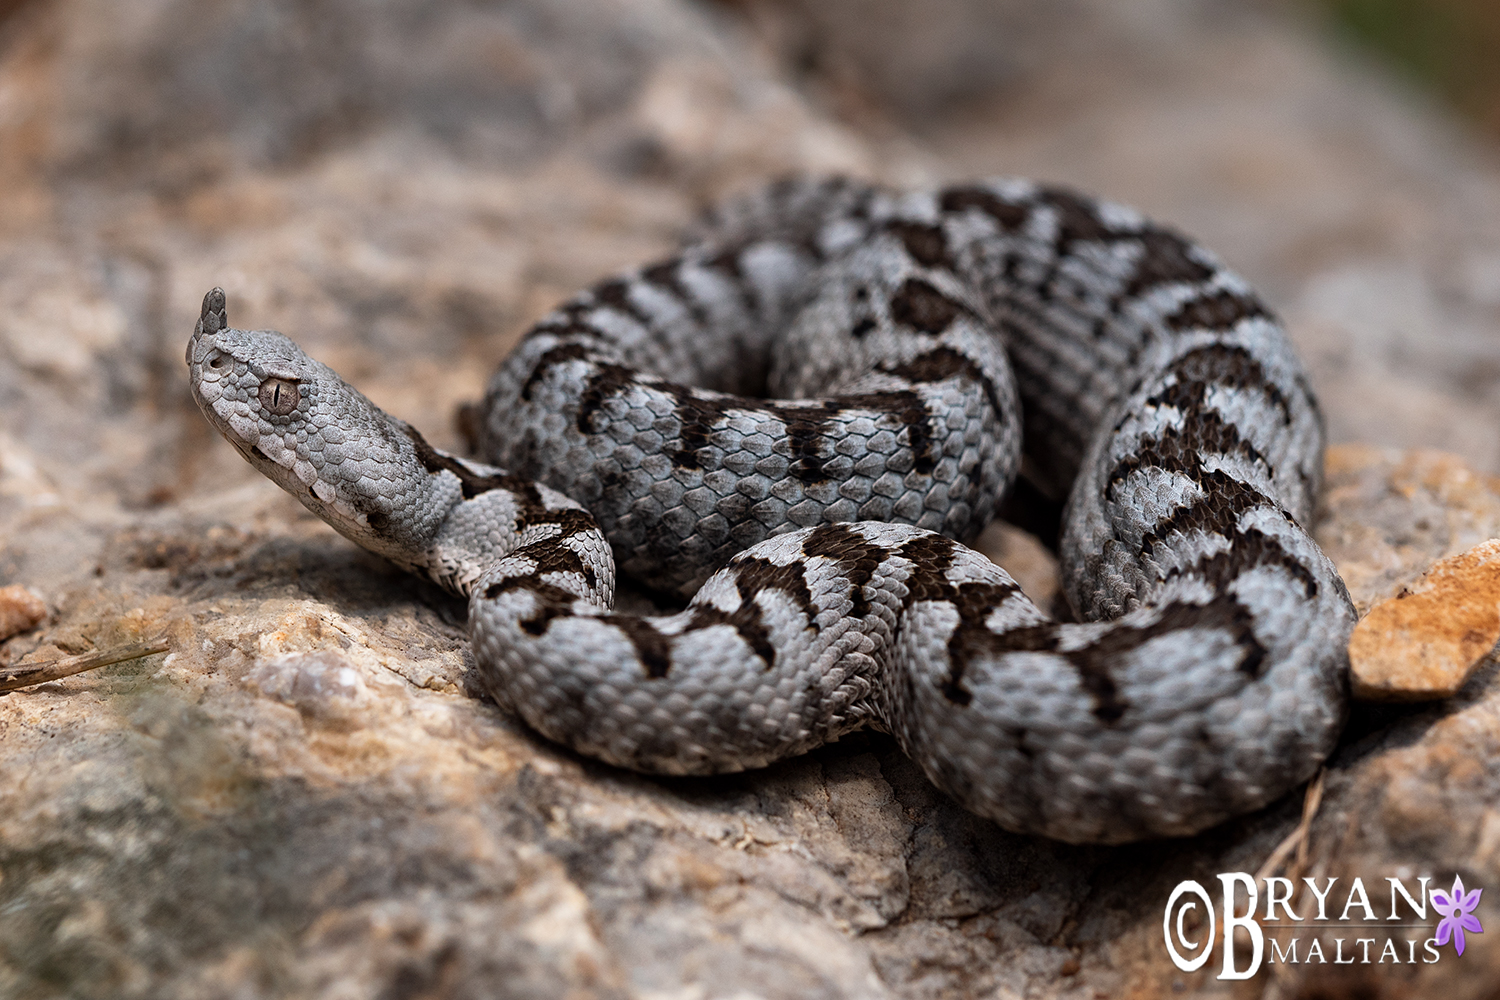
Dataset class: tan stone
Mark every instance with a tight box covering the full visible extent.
[972,520,1061,614]
[1350,539,1500,701]
[1318,446,1500,613]
[0,584,44,641]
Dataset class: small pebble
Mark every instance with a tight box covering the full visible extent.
[1349,538,1500,701]
[0,585,46,641]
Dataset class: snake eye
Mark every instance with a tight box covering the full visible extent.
[259,377,301,416]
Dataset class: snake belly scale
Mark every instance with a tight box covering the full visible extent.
[187,177,1354,844]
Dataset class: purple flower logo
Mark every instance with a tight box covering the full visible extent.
[1433,876,1484,956]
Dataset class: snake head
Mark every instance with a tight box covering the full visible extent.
[185,288,457,562]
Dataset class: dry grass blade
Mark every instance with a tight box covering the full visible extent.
[1253,768,1327,886]
[0,640,170,693]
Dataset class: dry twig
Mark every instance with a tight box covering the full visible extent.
[1254,768,1327,886]
[0,640,170,693]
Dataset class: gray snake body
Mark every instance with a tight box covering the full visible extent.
[187,178,1354,843]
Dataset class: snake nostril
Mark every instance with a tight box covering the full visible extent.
[207,353,226,370]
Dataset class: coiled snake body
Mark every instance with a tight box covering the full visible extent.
[187,178,1354,843]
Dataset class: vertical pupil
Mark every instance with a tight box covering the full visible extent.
[273,384,281,406]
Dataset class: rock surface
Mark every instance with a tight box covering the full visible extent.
[0,584,45,643]
[1349,538,1500,701]
[1,0,1499,997]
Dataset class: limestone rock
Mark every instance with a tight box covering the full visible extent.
[0,585,45,643]
[1350,539,1500,701]
[1318,446,1500,613]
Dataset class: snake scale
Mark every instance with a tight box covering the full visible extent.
[187,177,1355,844]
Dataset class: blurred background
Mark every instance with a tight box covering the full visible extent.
[5,0,1500,512]
[1313,0,1500,135]
[5,2,1500,997]
[4,2,1500,998]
